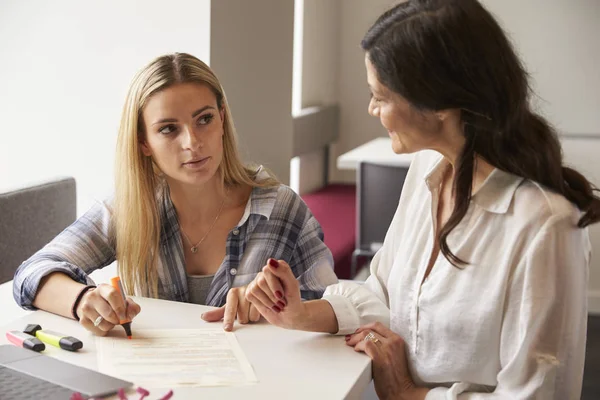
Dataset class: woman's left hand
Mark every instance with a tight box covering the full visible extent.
[201,284,262,331]
[346,322,427,400]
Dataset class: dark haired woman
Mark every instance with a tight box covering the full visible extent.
[243,0,598,398]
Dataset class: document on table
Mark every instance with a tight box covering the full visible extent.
[96,329,257,387]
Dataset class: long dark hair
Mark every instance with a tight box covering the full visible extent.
[362,0,600,265]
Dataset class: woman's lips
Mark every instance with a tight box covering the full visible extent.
[183,157,210,169]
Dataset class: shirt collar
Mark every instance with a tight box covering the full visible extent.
[424,153,523,214]
[161,166,278,244]
[235,166,277,227]
[471,168,524,214]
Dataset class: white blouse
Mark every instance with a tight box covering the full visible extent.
[324,150,590,399]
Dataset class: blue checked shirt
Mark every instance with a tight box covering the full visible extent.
[13,182,338,309]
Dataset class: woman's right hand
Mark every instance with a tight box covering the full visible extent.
[76,284,141,336]
[245,259,308,330]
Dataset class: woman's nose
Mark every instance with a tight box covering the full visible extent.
[182,125,202,150]
[368,98,378,117]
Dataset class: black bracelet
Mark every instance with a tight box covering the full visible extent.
[71,285,96,321]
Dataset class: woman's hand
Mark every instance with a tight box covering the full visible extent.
[201,285,262,331]
[76,284,141,336]
[245,259,309,330]
[345,322,428,400]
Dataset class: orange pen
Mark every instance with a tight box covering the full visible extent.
[110,276,133,339]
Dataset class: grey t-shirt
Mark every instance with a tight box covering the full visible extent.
[187,274,215,305]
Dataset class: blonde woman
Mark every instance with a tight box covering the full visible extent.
[13,53,337,335]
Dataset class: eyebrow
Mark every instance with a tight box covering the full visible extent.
[151,105,217,126]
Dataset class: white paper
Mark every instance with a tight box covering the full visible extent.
[96,329,257,388]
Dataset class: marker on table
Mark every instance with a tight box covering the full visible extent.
[6,331,45,352]
[23,324,83,352]
[111,276,133,339]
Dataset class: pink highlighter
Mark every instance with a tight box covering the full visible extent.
[6,331,45,352]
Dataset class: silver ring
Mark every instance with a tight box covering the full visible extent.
[364,331,381,346]
[93,316,104,327]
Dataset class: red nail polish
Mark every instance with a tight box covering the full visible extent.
[277,301,285,309]
[275,290,283,299]
[272,305,282,313]
[268,259,279,268]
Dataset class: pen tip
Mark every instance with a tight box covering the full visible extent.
[127,336,132,340]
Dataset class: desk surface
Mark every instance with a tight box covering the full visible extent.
[337,137,414,170]
[0,285,371,399]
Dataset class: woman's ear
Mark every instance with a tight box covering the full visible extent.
[436,108,461,122]
[140,141,152,156]
[436,110,449,121]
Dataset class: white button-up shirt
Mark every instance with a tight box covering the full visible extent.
[324,150,590,399]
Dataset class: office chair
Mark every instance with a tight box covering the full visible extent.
[0,177,76,284]
[351,162,408,278]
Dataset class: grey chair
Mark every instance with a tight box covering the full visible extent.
[351,162,409,277]
[0,177,76,284]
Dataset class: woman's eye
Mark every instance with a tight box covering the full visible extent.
[197,114,214,125]
[158,124,177,135]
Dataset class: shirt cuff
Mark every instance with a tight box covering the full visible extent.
[425,387,449,400]
[15,263,94,310]
[323,294,361,335]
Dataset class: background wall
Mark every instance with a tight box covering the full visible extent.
[332,0,396,184]
[211,0,295,185]
[291,0,341,194]
[481,0,600,134]
[0,0,211,215]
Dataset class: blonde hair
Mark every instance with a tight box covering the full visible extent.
[113,53,278,297]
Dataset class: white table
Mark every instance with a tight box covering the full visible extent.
[0,285,372,399]
[0,280,31,324]
[337,137,414,170]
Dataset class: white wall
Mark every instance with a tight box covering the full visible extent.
[301,0,341,109]
[0,0,211,215]
[481,0,600,135]
[293,0,342,194]
[331,0,395,184]
[210,0,295,185]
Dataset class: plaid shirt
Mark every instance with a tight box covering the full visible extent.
[13,183,338,309]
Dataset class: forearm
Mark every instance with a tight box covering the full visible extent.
[294,299,339,334]
[32,272,88,319]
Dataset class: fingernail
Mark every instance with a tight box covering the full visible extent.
[201,313,206,320]
[275,290,283,299]
[272,305,282,313]
[277,301,285,309]
[345,335,351,341]
[268,259,279,268]
[224,323,232,331]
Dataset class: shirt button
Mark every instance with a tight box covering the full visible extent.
[229,268,237,276]
[232,229,240,236]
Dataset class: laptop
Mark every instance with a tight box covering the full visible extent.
[0,344,132,400]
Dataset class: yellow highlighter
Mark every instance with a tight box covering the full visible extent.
[23,324,83,352]
[111,276,133,339]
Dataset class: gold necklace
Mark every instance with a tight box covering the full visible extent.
[181,195,226,254]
